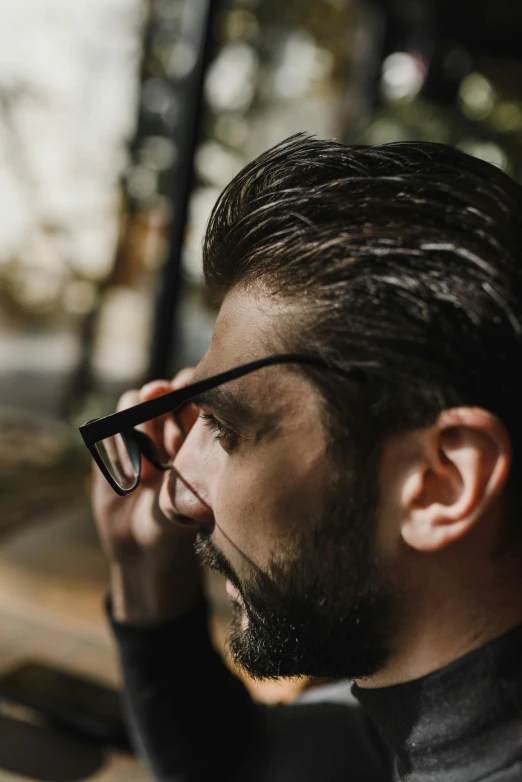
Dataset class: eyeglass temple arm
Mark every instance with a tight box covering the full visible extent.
[80,353,364,446]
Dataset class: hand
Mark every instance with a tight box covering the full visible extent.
[92,368,203,623]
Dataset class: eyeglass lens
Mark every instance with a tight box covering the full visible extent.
[94,432,141,491]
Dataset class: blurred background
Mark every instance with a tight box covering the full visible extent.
[0,0,522,777]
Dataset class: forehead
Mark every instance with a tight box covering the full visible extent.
[195,287,314,414]
[201,287,282,373]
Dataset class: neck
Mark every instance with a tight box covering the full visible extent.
[358,550,522,689]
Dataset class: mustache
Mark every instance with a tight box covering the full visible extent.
[195,532,243,594]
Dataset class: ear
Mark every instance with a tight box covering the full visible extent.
[399,408,511,552]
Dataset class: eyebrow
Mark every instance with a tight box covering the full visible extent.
[190,384,262,426]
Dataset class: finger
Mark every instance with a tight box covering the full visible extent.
[164,404,199,455]
[137,381,172,447]
[172,366,197,438]
[118,385,169,485]
[92,453,112,504]
[116,389,140,412]
[111,390,140,483]
[91,389,139,503]
[132,380,174,481]
[171,366,196,390]
[174,403,200,441]
[164,367,197,452]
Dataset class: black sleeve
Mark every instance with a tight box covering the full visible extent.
[109,599,393,782]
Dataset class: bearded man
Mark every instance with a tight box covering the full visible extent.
[86,134,522,782]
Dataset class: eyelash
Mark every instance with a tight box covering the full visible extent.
[200,413,240,451]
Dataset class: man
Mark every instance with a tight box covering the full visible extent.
[90,134,522,781]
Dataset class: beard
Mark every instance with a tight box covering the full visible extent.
[195,450,398,682]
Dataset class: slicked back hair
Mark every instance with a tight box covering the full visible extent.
[202,134,522,527]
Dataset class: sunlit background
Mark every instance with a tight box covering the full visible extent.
[0,0,521,774]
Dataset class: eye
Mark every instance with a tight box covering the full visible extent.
[200,413,241,452]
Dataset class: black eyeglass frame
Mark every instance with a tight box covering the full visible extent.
[79,353,364,496]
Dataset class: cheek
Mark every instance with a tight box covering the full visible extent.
[211,445,329,570]
[374,436,415,559]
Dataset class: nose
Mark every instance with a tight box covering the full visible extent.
[169,418,215,527]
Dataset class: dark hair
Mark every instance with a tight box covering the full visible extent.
[203,133,522,521]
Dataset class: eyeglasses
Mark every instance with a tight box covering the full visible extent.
[79,353,364,496]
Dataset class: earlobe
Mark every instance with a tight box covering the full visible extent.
[400,408,511,553]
